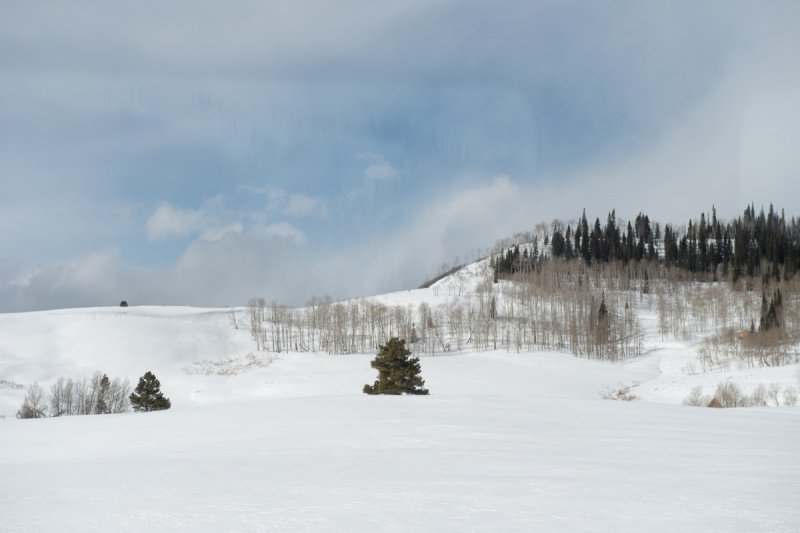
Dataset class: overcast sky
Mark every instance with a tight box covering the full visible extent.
[1,0,799,311]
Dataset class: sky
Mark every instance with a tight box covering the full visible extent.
[1,0,800,311]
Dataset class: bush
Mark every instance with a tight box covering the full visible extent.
[750,383,768,406]
[707,397,723,408]
[363,337,429,395]
[711,382,750,408]
[783,387,798,406]
[682,386,709,407]
[695,382,798,409]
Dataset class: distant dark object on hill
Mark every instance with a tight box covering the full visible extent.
[120,300,128,307]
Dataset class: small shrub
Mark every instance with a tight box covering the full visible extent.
[783,387,798,407]
[707,397,723,408]
[750,383,768,407]
[606,384,638,401]
[768,383,782,407]
[682,386,708,407]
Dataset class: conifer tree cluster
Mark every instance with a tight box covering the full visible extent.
[363,337,429,395]
[493,204,800,281]
[760,289,783,332]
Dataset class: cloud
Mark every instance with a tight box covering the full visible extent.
[326,176,534,296]
[199,222,244,241]
[284,194,325,218]
[358,153,401,183]
[146,203,203,241]
[9,250,132,311]
[548,37,800,225]
[0,231,316,311]
[250,223,306,244]
[145,194,313,244]
[1,1,799,313]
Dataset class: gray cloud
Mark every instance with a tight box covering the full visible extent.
[146,203,204,241]
[1,232,312,311]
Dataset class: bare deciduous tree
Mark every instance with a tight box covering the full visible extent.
[17,382,47,419]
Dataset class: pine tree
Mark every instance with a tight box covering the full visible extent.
[580,210,590,264]
[598,293,608,320]
[94,374,110,414]
[129,371,171,412]
[363,337,429,395]
[595,293,610,355]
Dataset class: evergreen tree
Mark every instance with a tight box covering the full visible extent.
[595,293,610,352]
[94,374,110,414]
[579,209,590,263]
[598,294,608,319]
[759,288,783,332]
[590,218,603,263]
[565,225,574,259]
[129,371,171,412]
[625,222,636,262]
[605,210,619,260]
[551,227,566,258]
[363,337,429,395]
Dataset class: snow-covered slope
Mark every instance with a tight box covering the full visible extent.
[1,262,799,532]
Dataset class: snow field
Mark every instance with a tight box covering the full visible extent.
[2,351,797,532]
[1,259,799,531]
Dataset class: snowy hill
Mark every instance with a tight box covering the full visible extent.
[1,260,799,532]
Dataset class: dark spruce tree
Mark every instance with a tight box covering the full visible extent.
[130,371,171,412]
[94,374,110,414]
[363,337,429,395]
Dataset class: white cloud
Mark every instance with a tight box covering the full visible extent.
[284,194,325,218]
[327,175,533,295]
[146,203,203,241]
[238,185,286,202]
[250,223,306,244]
[146,195,312,244]
[358,153,401,183]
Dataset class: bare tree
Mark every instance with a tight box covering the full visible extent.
[248,297,267,351]
[17,382,47,419]
[49,377,74,416]
[107,378,132,413]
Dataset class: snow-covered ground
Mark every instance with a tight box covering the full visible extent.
[1,266,799,531]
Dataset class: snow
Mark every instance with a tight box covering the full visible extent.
[1,265,799,531]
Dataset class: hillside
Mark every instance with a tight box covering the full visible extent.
[1,259,799,531]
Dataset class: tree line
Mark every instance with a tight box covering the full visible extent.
[235,203,796,366]
[495,204,800,282]
[16,370,170,419]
